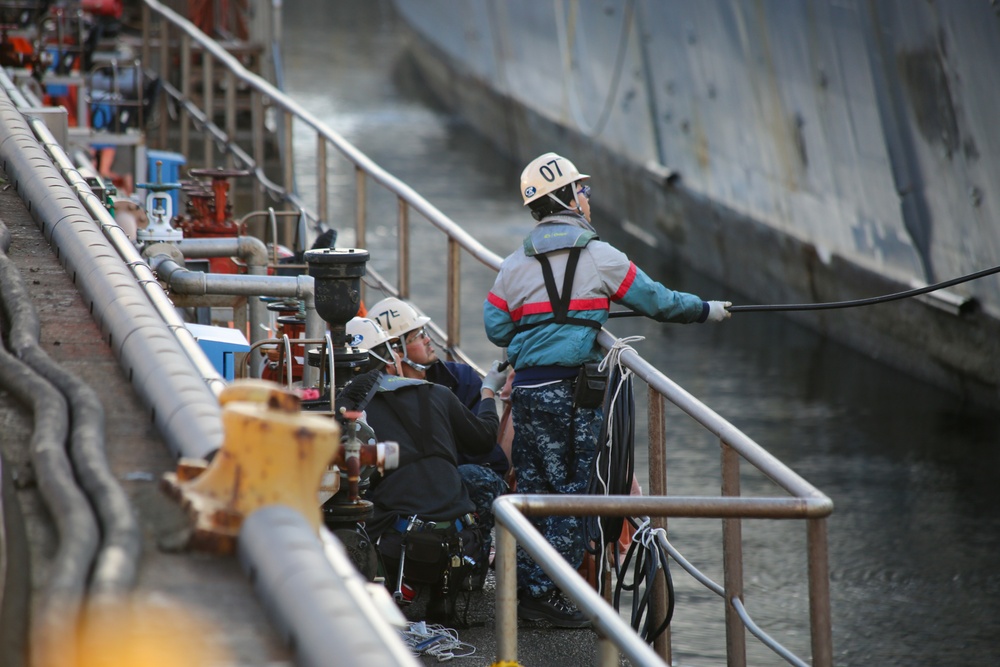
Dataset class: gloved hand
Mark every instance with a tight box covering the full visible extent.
[481,360,508,394]
[706,301,732,322]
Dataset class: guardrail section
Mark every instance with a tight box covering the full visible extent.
[138,4,834,666]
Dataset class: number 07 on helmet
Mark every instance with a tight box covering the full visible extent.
[520,152,589,205]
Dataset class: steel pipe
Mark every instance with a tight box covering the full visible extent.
[0,86,224,462]
[175,236,270,347]
[238,506,419,667]
[147,254,323,387]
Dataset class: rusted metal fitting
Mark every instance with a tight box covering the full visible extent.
[161,379,341,554]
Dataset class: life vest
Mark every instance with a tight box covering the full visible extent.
[515,219,602,334]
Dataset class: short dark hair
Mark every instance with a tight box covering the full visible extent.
[527,183,576,221]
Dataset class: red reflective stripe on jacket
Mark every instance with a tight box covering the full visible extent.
[487,291,508,311]
[510,297,610,322]
[612,262,638,301]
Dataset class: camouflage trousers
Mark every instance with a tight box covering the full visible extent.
[458,463,508,535]
[457,463,507,576]
[511,380,602,598]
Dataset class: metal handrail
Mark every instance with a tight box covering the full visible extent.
[496,494,832,667]
[138,3,834,665]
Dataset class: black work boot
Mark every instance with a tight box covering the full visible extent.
[517,589,591,629]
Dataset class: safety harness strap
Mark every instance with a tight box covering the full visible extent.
[515,248,602,333]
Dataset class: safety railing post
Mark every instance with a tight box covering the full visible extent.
[355,165,368,304]
[157,16,169,148]
[495,522,518,663]
[251,89,265,214]
[225,68,236,169]
[397,197,409,299]
[647,386,672,662]
[808,517,834,667]
[317,136,328,225]
[355,166,367,249]
[203,54,214,167]
[180,33,191,158]
[721,441,747,666]
[447,237,460,350]
[281,111,294,248]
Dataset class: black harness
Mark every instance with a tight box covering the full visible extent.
[513,247,603,333]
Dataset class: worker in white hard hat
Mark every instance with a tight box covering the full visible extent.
[345,315,404,376]
[370,296,512,475]
[339,316,507,622]
[483,152,733,628]
[368,296,512,548]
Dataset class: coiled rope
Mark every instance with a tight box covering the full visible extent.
[583,336,675,640]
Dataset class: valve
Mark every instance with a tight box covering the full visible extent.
[136,160,183,244]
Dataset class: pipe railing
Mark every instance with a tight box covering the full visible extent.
[495,493,832,667]
[141,0,501,359]
[136,4,834,664]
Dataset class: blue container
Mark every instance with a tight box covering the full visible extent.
[145,150,186,215]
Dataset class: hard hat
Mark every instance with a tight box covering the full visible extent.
[520,152,589,205]
[345,316,394,350]
[368,297,430,338]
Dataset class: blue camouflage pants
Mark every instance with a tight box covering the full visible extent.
[458,463,508,535]
[511,380,602,598]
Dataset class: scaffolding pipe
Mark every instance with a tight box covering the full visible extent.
[175,236,270,347]
[147,254,323,387]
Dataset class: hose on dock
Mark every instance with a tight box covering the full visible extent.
[0,203,138,662]
[0,232,141,600]
[0,454,31,667]
[606,263,1000,317]
[0,237,92,667]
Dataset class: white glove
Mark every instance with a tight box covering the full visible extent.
[481,360,508,394]
[706,301,732,322]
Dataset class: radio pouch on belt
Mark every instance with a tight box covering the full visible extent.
[573,361,607,409]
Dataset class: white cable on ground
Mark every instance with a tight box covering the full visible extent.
[399,621,477,662]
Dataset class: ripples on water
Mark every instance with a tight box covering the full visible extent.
[284,2,1000,664]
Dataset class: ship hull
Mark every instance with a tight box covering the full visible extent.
[393,0,1000,406]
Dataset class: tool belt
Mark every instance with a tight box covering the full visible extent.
[379,514,482,587]
[573,361,608,409]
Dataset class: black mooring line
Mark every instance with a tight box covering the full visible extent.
[606,264,1000,318]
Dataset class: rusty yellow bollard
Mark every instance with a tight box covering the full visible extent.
[162,379,341,554]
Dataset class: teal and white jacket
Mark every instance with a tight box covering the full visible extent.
[483,213,708,371]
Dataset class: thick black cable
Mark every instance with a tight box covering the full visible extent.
[0,454,31,667]
[1,216,141,598]
[613,518,674,644]
[0,231,140,600]
[583,361,635,558]
[606,264,1000,316]
[0,224,94,666]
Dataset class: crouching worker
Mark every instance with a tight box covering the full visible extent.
[342,317,507,622]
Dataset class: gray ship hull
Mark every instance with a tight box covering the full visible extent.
[392,0,1000,407]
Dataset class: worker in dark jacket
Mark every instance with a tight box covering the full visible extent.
[369,296,511,491]
[344,317,506,620]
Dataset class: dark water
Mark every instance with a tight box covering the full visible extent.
[283,3,1000,665]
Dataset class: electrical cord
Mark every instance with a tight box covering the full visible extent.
[613,518,675,644]
[583,337,641,590]
[606,264,1000,316]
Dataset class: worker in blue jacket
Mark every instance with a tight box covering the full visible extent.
[483,152,732,628]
